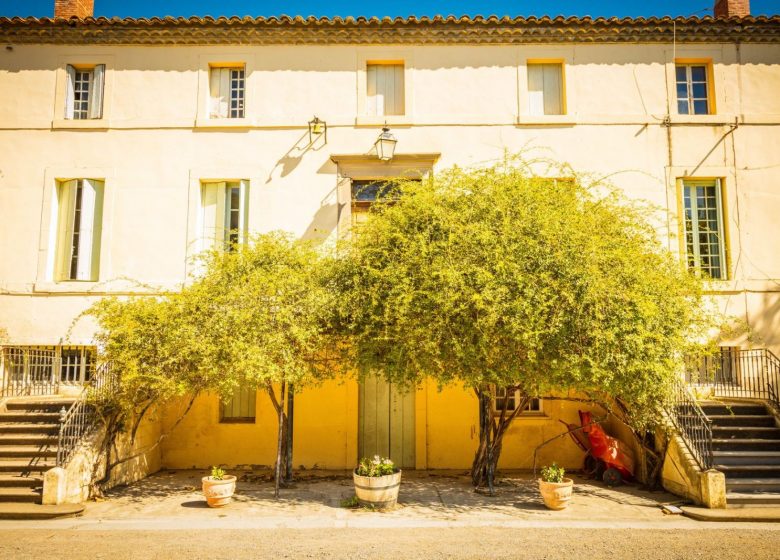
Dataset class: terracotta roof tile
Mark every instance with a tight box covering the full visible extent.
[1,14,778,44]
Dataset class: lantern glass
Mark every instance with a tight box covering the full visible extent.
[375,127,397,161]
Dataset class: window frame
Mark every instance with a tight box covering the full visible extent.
[53,57,113,129]
[678,178,729,281]
[525,59,567,117]
[674,59,716,116]
[199,180,250,253]
[208,64,247,120]
[365,61,406,118]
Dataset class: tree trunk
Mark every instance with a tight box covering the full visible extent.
[274,381,286,498]
[470,386,526,493]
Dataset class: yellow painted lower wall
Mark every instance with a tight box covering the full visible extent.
[160,380,358,470]
[159,379,601,472]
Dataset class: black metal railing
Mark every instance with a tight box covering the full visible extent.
[57,361,116,467]
[686,348,780,410]
[1,347,60,397]
[669,377,713,470]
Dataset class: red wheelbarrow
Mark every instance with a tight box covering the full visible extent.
[560,410,635,486]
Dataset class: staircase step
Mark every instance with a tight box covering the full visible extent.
[713,438,780,451]
[712,426,780,439]
[726,478,780,492]
[0,502,84,520]
[727,492,780,506]
[0,423,59,434]
[5,401,74,413]
[0,475,43,488]
[0,488,41,504]
[713,451,780,465]
[0,446,56,459]
[0,413,61,423]
[699,403,768,416]
[0,435,58,446]
[717,465,780,478]
[0,460,56,474]
[708,415,777,427]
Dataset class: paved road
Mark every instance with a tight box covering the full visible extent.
[2,526,780,559]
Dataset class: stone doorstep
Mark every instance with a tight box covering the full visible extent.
[0,502,84,520]
[681,505,780,523]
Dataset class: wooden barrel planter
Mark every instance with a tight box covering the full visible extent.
[538,478,573,510]
[353,470,402,508]
[202,475,237,508]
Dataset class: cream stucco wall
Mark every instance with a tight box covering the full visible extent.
[1,40,779,470]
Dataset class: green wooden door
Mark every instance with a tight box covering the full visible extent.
[358,376,415,468]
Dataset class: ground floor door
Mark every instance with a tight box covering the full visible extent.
[358,375,415,468]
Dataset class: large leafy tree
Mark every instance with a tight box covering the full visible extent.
[87,232,335,496]
[334,159,709,490]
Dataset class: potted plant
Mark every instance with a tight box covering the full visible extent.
[353,455,402,508]
[538,463,573,510]
[202,466,236,508]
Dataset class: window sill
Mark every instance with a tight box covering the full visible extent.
[51,118,110,130]
[355,115,413,127]
[516,115,576,126]
[33,281,102,294]
[669,114,736,125]
[194,118,253,129]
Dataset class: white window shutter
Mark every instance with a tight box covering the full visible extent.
[542,65,562,115]
[239,180,249,244]
[75,179,101,281]
[392,64,405,115]
[89,64,105,119]
[201,182,226,250]
[528,64,563,116]
[209,69,229,119]
[65,65,76,119]
[366,64,378,116]
[527,65,545,116]
[56,180,78,280]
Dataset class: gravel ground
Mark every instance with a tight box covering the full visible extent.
[2,527,779,559]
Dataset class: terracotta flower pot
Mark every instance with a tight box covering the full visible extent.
[353,469,402,508]
[538,477,573,510]
[202,475,236,508]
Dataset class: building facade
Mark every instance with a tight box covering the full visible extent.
[1,2,780,473]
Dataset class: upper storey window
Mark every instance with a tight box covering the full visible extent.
[527,62,564,116]
[65,65,105,120]
[366,63,405,116]
[209,66,246,119]
[55,179,104,281]
[676,63,712,115]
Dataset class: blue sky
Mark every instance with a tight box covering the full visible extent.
[1,1,778,18]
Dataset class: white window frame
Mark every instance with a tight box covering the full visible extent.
[681,179,728,280]
[209,65,246,119]
[675,63,712,116]
[65,64,105,120]
[199,180,249,252]
[54,179,104,282]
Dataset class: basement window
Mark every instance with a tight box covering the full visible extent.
[220,385,256,423]
[494,387,543,415]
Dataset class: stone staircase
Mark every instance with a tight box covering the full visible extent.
[702,401,780,506]
[0,398,72,505]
